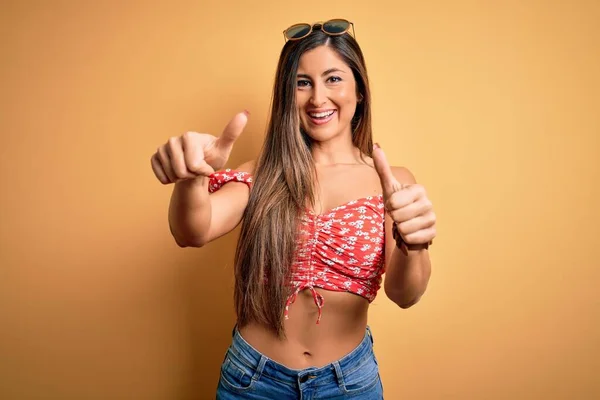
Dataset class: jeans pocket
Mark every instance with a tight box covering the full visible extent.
[341,356,381,395]
[219,352,257,393]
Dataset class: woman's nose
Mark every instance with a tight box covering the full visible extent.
[309,84,327,107]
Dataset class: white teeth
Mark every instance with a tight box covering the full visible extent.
[309,110,334,118]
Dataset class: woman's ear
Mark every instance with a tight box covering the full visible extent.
[357,93,364,103]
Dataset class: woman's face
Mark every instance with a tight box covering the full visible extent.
[295,45,359,143]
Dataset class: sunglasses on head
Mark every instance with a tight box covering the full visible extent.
[283,19,355,42]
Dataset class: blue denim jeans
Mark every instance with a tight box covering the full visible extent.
[216,326,384,399]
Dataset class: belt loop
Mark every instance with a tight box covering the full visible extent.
[253,355,268,381]
[366,325,374,345]
[332,361,345,388]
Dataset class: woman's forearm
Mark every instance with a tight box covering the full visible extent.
[168,177,212,247]
[383,248,432,308]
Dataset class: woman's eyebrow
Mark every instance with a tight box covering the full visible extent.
[321,68,347,76]
[297,68,348,79]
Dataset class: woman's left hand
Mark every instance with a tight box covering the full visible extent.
[372,144,437,247]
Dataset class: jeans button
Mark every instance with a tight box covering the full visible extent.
[300,374,316,383]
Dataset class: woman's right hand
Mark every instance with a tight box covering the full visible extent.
[151,111,249,184]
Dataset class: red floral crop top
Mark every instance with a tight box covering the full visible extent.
[208,169,386,323]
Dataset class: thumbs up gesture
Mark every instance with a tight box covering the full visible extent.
[151,111,249,184]
[373,144,437,252]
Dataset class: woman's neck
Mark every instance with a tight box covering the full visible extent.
[311,136,365,166]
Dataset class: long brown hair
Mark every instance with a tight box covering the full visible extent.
[233,28,374,337]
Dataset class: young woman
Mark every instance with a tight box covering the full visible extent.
[151,19,436,399]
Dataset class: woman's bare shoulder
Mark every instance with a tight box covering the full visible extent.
[235,159,257,174]
[361,156,415,183]
[390,166,417,184]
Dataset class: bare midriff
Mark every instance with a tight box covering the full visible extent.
[238,288,370,369]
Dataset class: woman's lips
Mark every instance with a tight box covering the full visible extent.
[307,109,336,125]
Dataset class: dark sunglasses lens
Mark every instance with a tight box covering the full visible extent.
[323,20,349,34]
[286,24,311,39]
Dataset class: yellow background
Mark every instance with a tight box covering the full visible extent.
[1,0,599,399]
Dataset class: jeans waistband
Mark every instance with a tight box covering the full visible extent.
[226,325,375,386]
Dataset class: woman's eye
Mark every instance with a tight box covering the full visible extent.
[328,76,342,83]
[297,80,311,87]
